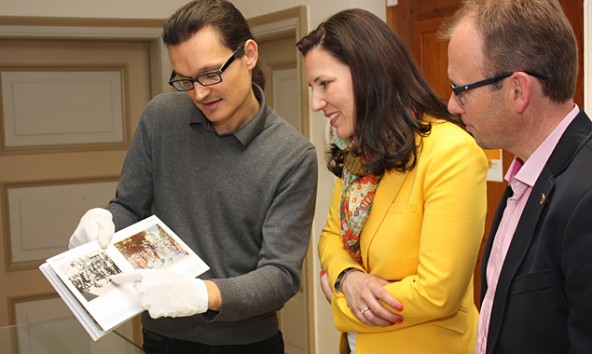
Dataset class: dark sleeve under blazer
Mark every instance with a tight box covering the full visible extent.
[481,110,592,354]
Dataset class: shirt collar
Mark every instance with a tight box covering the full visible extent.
[190,83,269,146]
[505,104,580,188]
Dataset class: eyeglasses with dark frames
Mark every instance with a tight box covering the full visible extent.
[168,44,245,91]
[450,71,548,105]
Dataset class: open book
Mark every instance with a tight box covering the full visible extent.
[39,215,209,341]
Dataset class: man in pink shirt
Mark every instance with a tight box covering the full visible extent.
[441,0,592,353]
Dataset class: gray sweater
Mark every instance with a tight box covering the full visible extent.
[106,85,318,345]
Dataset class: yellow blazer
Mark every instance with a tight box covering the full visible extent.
[319,118,488,354]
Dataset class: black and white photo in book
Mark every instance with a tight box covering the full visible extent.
[62,251,122,302]
[39,215,209,340]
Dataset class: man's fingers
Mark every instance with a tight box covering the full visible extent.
[97,225,115,248]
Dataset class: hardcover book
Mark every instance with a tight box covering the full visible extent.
[39,215,209,340]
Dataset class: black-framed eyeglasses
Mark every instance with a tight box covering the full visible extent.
[168,44,245,91]
[451,71,548,104]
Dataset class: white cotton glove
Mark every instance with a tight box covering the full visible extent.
[111,270,209,319]
[68,208,115,249]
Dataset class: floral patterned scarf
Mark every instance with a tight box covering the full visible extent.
[332,129,381,265]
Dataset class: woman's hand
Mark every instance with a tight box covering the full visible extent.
[341,270,404,326]
[320,270,332,304]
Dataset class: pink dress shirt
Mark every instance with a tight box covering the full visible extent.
[475,105,580,354]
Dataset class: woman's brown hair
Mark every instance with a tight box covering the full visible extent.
[297,9,459,177]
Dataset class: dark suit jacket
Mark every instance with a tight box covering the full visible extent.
[481,110,592,354]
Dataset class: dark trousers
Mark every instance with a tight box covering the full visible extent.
[142,328,284,354]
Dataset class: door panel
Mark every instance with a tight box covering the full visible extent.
[0,38,151,341]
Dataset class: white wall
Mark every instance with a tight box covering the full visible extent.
[235,0,385,28]
[0,0,189,19]
[0,1,385,353]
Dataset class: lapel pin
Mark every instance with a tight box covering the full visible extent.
[539,193,547,205]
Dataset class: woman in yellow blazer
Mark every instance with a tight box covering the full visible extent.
[298,9,488,354]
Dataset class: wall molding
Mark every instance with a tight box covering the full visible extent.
[0,16,169,97]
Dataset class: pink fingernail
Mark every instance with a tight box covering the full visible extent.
[396,304,403,311]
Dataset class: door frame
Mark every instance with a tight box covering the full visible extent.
[248,7,314,354]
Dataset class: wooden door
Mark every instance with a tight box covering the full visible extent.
[0,19,167,347]
[387,0,584,306]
